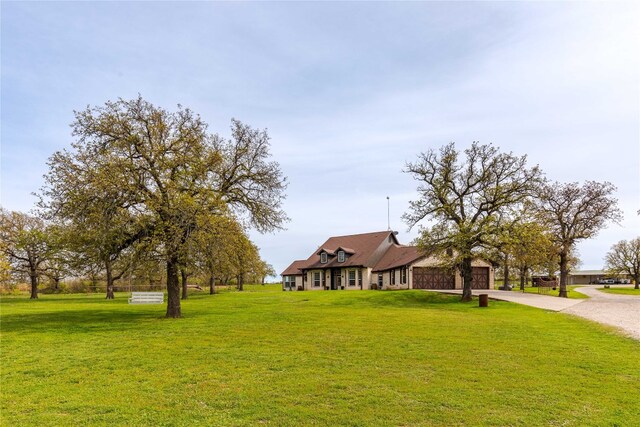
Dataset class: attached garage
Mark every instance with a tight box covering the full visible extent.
[412,267,455,289]
[471,267,490,289]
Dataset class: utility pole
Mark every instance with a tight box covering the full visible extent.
[387,196,390,231]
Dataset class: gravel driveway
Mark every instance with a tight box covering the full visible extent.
[562,286,640,340]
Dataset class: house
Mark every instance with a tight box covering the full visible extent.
[281,231,494,291]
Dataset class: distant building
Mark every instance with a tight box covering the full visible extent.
[281,230,494,291]
[568,270,632,284]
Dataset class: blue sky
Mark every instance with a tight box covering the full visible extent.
[2,1,639,276]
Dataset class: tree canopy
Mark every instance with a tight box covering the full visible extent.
[0,208,53,299]
[40,96,287,316]
[403,142,543,301]
[535,181,622,297]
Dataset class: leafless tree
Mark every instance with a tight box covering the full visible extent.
[535,181,622,297]
[604,237,640,289]
[403,142,543,301]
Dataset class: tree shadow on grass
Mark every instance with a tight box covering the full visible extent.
[329,290,468,309]
[1,308,169,335]
[1,293,137,305]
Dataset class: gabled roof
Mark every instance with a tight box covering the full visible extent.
[373,244,424,272]
[281,260,308,276]
[304,231,397,269]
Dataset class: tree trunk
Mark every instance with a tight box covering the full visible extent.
[166,255,181,318]
[558,251,568,298]
[209,275,216,294]
[105,260,115,299]
[503,253,510,288]
[237,273,244,291]
[29,269,38,299]
[54,277,60,290]
[519,267,526,291]
[181,268,188,300]
[634,273,639,290]
[460,257,473,302]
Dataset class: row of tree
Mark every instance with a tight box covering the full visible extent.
[403,142,635,300]
[0,208,276,297]
[2,96,286,317]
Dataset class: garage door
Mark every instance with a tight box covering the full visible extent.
[471,267,489,289]
[412,267,455,289]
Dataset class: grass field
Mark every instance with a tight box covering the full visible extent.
[598,286,640,296]
[515,285,589,299]
[2,286,639,426]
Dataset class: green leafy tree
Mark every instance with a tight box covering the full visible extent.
[604,238,640,289]
[258,262,276,285]
[403,142,543,301]
[0,240,13,287]
[41,96,287,317]
[192,214,244,295]
[506,221,555,290]
[535,181,622,297]
[0,209,53,299]
[233,234,262,292]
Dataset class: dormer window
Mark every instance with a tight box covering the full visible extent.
[320,252,328,264]
[338,251,345,262]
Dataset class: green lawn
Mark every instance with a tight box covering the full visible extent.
[516,285,589,299]
[2,288,638,426]
[598,286,640,296]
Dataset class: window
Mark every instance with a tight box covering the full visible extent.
[378,273,383,287]
[348,270,356,287]
[338,251,345,262]
[401,267,407,284]
[390,269,396,285]
[320,252,328,264]
[358,269,362,287]
[313,272,321,287]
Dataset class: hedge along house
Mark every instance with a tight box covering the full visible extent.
[281,231,494,291]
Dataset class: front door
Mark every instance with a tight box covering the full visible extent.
[331,269,342,290]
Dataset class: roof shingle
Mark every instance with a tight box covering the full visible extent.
[281,260,308,276]
[372,244,424,272]
[304,231,396,270]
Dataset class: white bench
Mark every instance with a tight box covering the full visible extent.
[128,292,164,304]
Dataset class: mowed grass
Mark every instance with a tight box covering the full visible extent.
[598,286,640,296]
[517,285,589,299]
[1,287,639,426]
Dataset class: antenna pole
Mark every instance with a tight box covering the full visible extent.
[387,196,390,231]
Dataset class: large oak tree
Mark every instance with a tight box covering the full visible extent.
[41,96,287,317]
[403,142,543,301]
[535,181,622,297]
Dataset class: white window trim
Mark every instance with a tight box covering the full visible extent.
[313,272,321,287]
[320,253,328,264]
[338,251,345,262]
[348,270,356,286]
